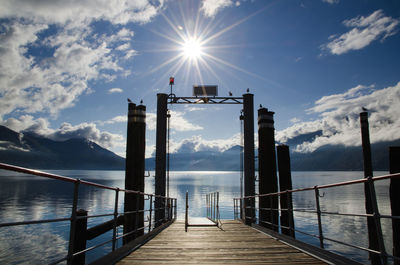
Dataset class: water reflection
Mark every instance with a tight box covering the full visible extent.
[0,170,393,264]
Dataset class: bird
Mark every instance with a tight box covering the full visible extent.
[229,91,233,96]
[140,99,143,104]
[362,107,368,111]
[127,98,132,103]
[260,104,263,108]
[246,88,250,93]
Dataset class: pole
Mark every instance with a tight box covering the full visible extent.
[243,93,255,225]
[155,94,168,227]
[277,144,295,237]
[360,112,382,265]
[390,147,400,264]
[258,107,278,231]
[124,102,146,244]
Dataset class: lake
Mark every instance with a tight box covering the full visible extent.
[0,170,393,264]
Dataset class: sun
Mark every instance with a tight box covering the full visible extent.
[182,38,203,60]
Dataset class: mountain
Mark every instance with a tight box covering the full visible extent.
[0,125,125,170]
[145,140,397,171]
[289,140,400,171]
[1,124,397,171]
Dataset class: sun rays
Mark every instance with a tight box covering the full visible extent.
[144,2,273,91]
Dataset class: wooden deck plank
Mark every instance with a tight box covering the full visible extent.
[117,220,328,265]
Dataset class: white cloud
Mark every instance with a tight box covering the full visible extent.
[0,1,163,120]
[276,82,400,152]
[101,111,202,132]
[108,88,124,94]
[290,117,301,124]
[0,21,137,119]
[322,0,339,4]
[0,0,163,26]
[170,133,241,154]
[201,0,233,17]
[322,10,399,55]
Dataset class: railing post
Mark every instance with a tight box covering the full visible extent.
[73,209,88,265]
[389,146,400,265]
[174,199,177,219]
[234,199,236,219]
[134,193,140,238]
[112,189,119,251]
[214,192,217,221]
[314,187,324,249]
[67,180,80,265]
[217,192,220,224]
[367,176,388,265]
[148,195,153,233]
[185,191,188,232]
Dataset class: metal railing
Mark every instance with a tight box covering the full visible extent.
[0,163,177,265]
[234,173,400,265]
[206,192,221,226]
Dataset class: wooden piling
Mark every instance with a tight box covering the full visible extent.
[277,144,295,238]
[73,209,87,265]
[390,146,400,264]
[360,112,382,265]
[258,107,278,231]
[243,93,255,225]
[155,94,168,227]
[124,103,146,244]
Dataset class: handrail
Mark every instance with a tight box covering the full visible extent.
[0,163,167,197]
[233,172,400,265]
[236,172,400,199]
[0,162,177,265]
[206,191,221,226]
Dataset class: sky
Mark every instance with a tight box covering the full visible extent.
[0,0,399,158]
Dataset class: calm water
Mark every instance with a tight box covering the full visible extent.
[0,170,393,264]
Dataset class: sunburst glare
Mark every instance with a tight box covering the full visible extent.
[182,38,203,60]
[146,2,272,90]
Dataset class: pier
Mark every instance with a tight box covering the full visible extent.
[118,220,327,265]
[0,87,400,265]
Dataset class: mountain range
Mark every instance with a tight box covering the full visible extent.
[0,125,124,170]
[0,125,398,171]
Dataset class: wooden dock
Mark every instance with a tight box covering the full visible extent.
[117,220,328,264]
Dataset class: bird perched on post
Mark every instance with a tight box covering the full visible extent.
[127,98,133,103]
[246,88,250,93]
[362,107,368,111]
[229,91,232,96]
[140,99,143,104]
[260,104,263,108]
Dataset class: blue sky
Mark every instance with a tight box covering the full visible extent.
[1,0,399,157]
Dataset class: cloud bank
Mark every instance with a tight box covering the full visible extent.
[322,10,399,55]
[0,1,163,120]
[276,82,400,152]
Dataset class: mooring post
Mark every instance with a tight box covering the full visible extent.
[360,112,382,265]
[277,144,295,238]
[258,107,278,230]
[390,147,400,264]
[243,93,255,225]
[72,209,87,265]
[124,102,146,244]
[155,93,168,227]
